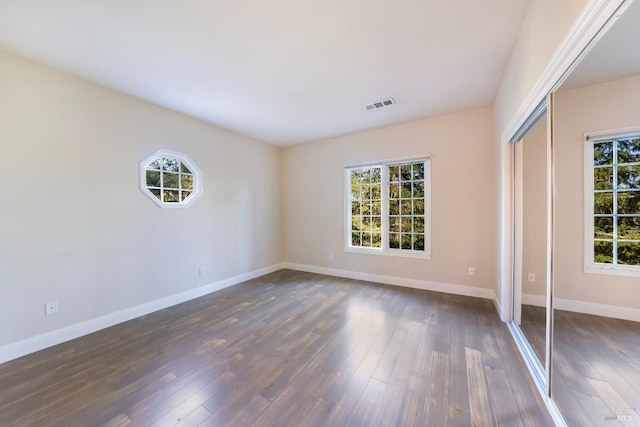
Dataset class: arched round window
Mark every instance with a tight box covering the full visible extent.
[140,149,203,208]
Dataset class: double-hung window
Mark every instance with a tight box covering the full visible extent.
[585,131,640,276]
[345,156,431,258]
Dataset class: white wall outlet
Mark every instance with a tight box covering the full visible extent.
[199,267,206,276]
[528,273,535,282]
[45,301,58,315]
[468,267,475,276]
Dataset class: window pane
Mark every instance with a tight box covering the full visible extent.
[372,232,382,248]
[371,183,381,200]
[361,203,371,216]
[150,188,161,200]
[146,170,161,187]
[372,201,381,216]
[163,172,179,189]
[414,200,425,215]
[181,191,191,201]
[618,138,640,164]
[182,174,194,190]
[414,234,425,251]
[389,233,400,249]
[594,240,613,264]
[594,167,613,190]
[362,216,371,229]
[371,168,381,183]
[594,192,613,214]
[414,216,425,233]
[413,180,425,198]
[163,190,180,203]
[372,216,382,231]
[162,157,180,172]
[401,200,412,215]
[351,217,362,231]
[180,162,192,174]
[618,242,640,266]
[352,232,361,247]
[351,201,361,216]
[389,199,399,215]
[389,166,400,182]
[618,165,640,190]
[148,159,161,170]
[594,141,613,166]
[618,216,640,240]
[401,182,412,198]
[401,165,412,181]
[389,183,400,199]
[362,232,372,247]
[594,216,613,239]
[362,184,372,200]
[390,216,400,232]
[412,162,425,180]
[351,183,360,199]
[617,191,640,215]
[401,217,412,232]
[401,233,412,249]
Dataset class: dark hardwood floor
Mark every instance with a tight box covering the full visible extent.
[0,270,552,426]
[521,304,640,426]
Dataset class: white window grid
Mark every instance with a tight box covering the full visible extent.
[345,156,431,259]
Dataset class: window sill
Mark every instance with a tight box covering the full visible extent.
[585,263,640,278]
[344,246,431,260]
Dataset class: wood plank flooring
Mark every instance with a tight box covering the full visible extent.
[0,270,552,426]
[521,304,640,426]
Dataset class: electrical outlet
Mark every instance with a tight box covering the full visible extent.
[468,267,475,276]
[199,267,206,276]
[528,273,535,282]
[45,301,58,315]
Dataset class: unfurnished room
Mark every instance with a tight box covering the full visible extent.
[1,1,639,426]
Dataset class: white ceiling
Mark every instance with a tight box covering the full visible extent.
[560,0,640,91]
[0,0,532,146]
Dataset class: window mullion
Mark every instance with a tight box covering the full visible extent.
[613,139,619,265]
[381,165,389,250]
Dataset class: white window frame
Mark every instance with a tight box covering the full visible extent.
[584,127,640,277]
[344,155,431,259]
[139,149,203,208]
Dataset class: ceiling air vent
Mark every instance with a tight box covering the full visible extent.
[364,97,395,111]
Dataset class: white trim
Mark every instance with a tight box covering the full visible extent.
[522,293,640,322]
[344,157,432,259]
[139,148,203,209]
[344,153,431,169]
[584,131,640,277]
[0,263,285,365]
[522,293,547,307]
[283,262,495,300]
[507,322,568,427]
[498,0,627,323]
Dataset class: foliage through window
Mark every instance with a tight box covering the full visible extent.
[140,149,202,208]
[589,135,640,270]
[347,158,430,258]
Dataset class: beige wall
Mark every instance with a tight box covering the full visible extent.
[554,74,640,309]
[0,50,282,347]
[521,114,547,297]
[282,108,495,290]
[493,0,589,311]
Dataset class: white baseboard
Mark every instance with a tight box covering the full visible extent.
[0,263,285,365]
[522,293,640,322]
[283,262,496,300]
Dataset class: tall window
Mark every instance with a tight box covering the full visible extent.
[586,133,640,275]
[346,157,431,258]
